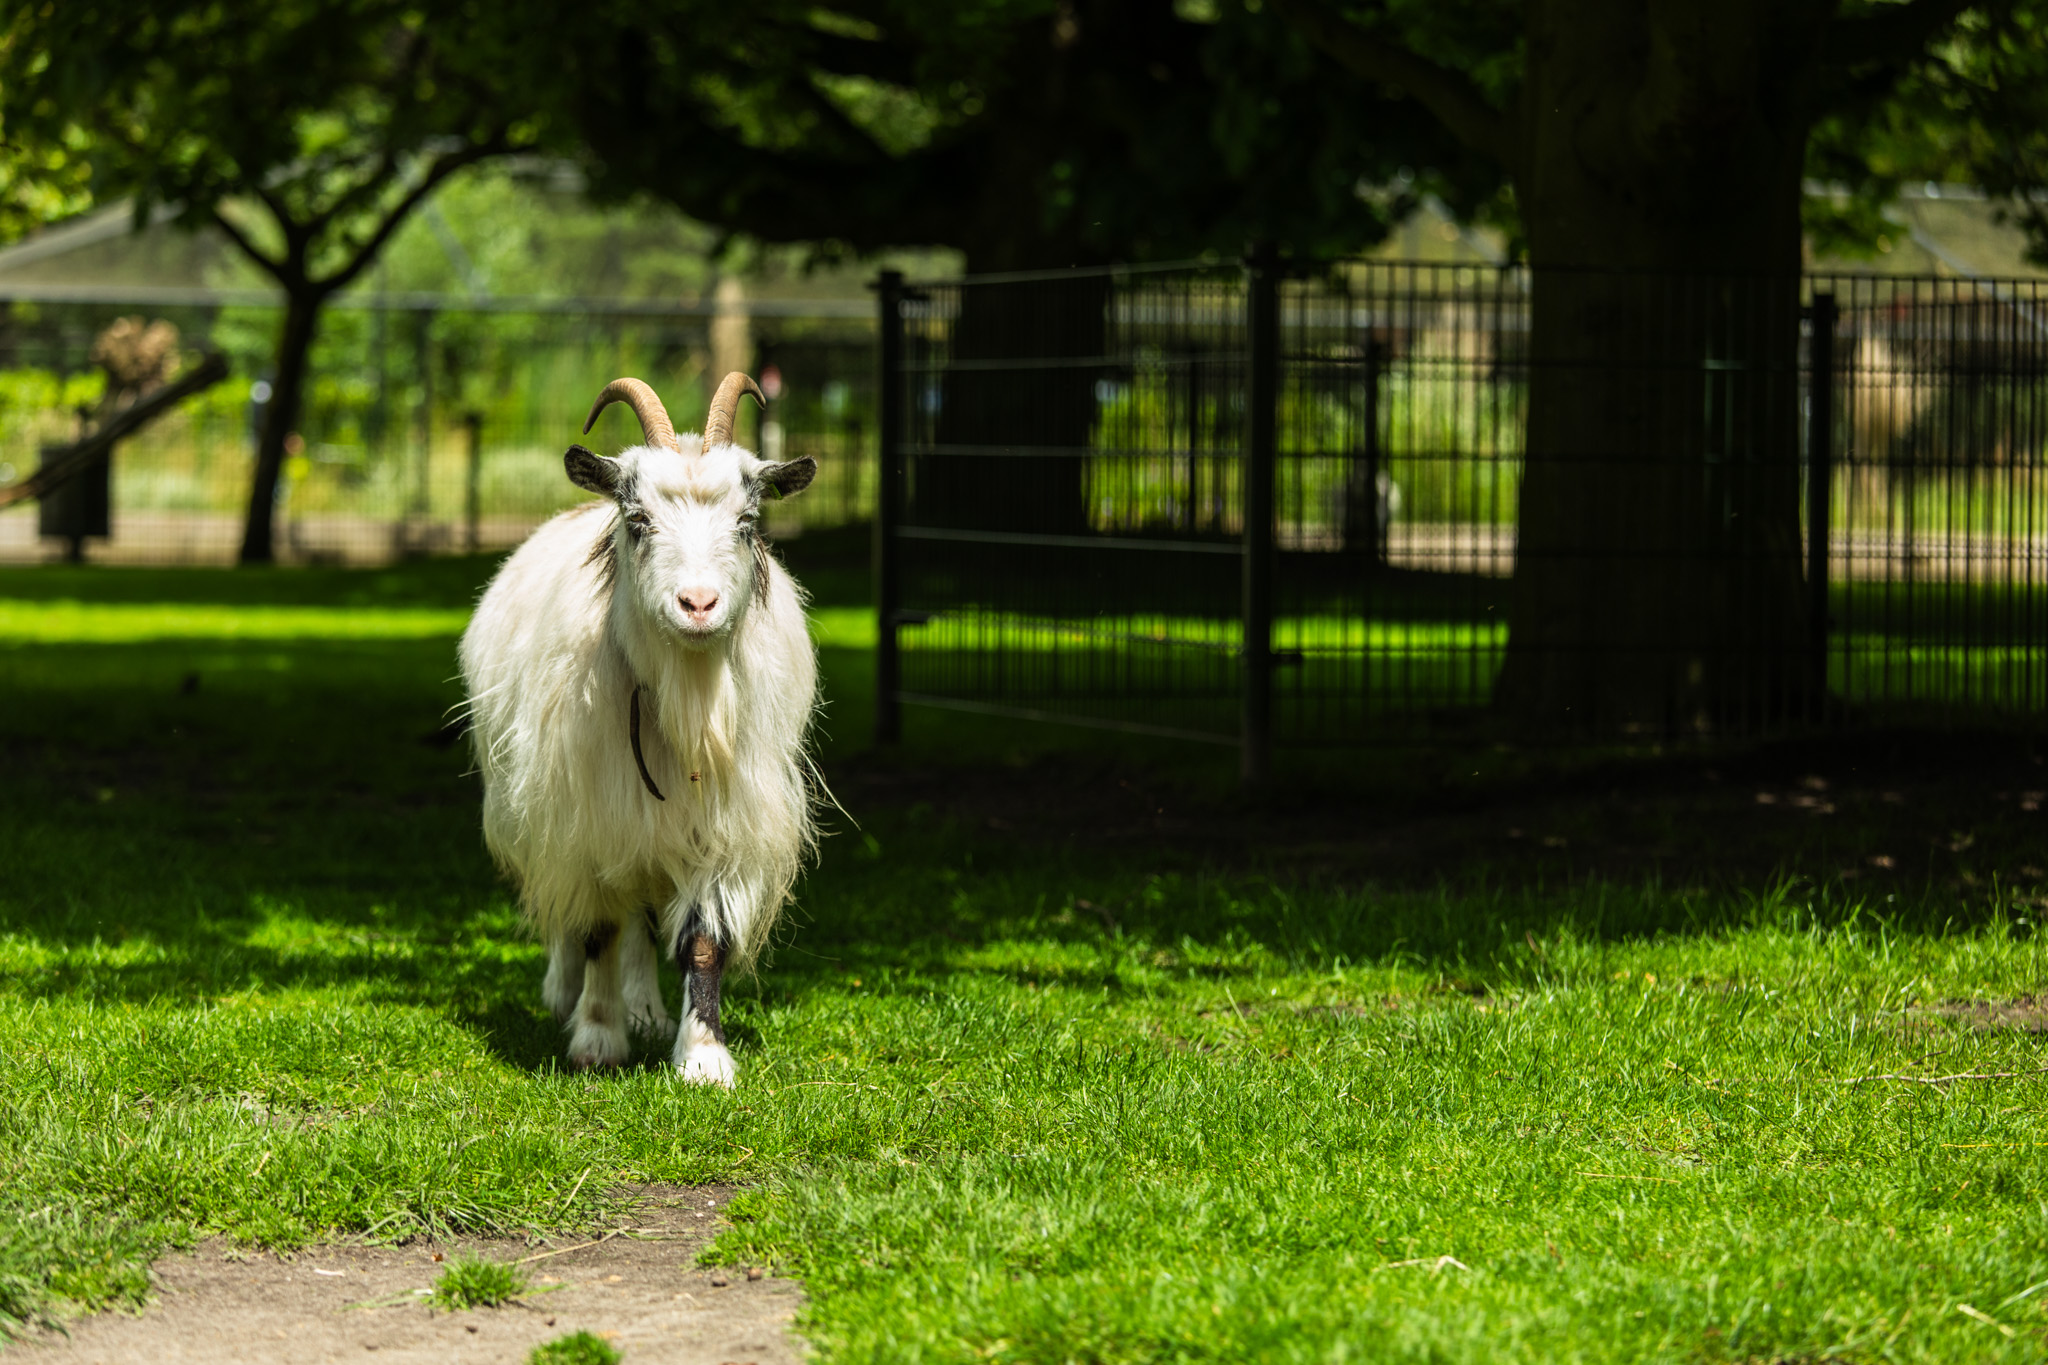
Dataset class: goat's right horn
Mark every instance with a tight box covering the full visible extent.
[583,378,680,452]
[704,372,766,449]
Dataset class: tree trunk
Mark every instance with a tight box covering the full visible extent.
[239,290,322,565]
[1494,0,1822,734]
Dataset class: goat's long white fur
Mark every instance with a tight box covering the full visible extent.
[460,417,818,1079]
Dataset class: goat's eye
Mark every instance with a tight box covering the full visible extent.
[624,510,653,536]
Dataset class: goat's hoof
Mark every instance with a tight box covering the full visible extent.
[679,1042,737,1089]
[567,1021,630,1071]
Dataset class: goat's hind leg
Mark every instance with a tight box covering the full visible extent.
[673,913,736,1088]
[541,932,586,1024]
[621,907,673,1037]
[566,920,631,1070]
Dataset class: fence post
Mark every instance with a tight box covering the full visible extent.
[874,269,906,745]
[1345,333,1387,562]
[1242,243,1279,785]
[1806,292,1837,717]
[413,310,434,523]
[463,411,483,553]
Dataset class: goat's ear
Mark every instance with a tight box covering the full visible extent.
[758,457,817,500]
[564,444,622,496]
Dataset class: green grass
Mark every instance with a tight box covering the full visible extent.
[429,1255,529,1310]
[529,1330,624,1365]
[2,559,2047,1360]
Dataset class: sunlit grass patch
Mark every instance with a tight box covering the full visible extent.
[528,1329,622,1365]
[0,599,472,644]
[428,1255,528,1310]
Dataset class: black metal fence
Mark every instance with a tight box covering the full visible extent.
[873,258,2048,765]
[0,294,877,564]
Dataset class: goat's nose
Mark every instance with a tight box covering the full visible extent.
[678,588,720,620]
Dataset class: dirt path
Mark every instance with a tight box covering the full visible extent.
[11,1186,803,1365]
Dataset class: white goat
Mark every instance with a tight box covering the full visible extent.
[460,373,819,1085]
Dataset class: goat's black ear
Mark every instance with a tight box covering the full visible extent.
[564,444,622,496]
[759,457,817,500]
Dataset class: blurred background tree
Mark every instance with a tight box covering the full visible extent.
[0,0,562,562]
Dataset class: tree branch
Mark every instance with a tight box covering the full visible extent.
[208,205,286,281]
[1268,0,1516,174]
[805,30,918,86]
[0,352,230,510]
[315,135,511,295]
[1822,0,1975,71]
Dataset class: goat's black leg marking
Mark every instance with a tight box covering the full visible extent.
[584,922,619,961]
[674,918,727,1045]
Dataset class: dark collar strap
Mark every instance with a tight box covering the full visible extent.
[629,686,665,800]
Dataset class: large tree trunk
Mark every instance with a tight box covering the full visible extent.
[239,290,321,565]
[1494,0,1821,734]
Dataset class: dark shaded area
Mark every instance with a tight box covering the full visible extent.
[826,729,2048,905]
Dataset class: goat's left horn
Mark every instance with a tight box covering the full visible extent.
[583,378,680,452]
[704,371,766,449]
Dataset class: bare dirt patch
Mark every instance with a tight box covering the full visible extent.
[1929,995,2048,1034]
[11,1186,801,1365]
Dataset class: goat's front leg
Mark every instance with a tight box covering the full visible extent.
[673,923,736,1088]
[567,921,631,1070]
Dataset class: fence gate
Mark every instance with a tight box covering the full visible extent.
[874,262,1257,761]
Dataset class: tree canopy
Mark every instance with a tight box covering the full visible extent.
[539,0,2048,271]
[560,0,1500,270]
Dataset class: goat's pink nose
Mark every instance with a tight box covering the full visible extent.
[678,588,720,620]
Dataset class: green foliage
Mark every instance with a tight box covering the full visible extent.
[428,1256,529,1311]
[0,125,95,246]
[567,0,1490,266]
[528,1330,624,1365]
[1809,1,2048,262]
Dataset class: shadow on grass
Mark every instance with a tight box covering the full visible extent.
[4,554,2036,1077]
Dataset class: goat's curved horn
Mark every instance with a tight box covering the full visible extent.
[704,371,766,448]
[583,378,680,452]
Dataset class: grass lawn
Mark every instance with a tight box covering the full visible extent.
[2,544,2047,1362]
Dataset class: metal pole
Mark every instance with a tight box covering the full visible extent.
[1242,243,1279,785]
[464,411,483,553]
[874,269,905,745]
[413,310,434,538]
[1806,292,1837,719]
[1354,333,1387,564]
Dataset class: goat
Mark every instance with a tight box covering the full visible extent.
[459,373,820,1085]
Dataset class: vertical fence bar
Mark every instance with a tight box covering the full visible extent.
[463,410,483,553]
[1242,244,1279,784]
[1807,292,1837,718]
[413,309,434,523]
[873,269,906,745]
